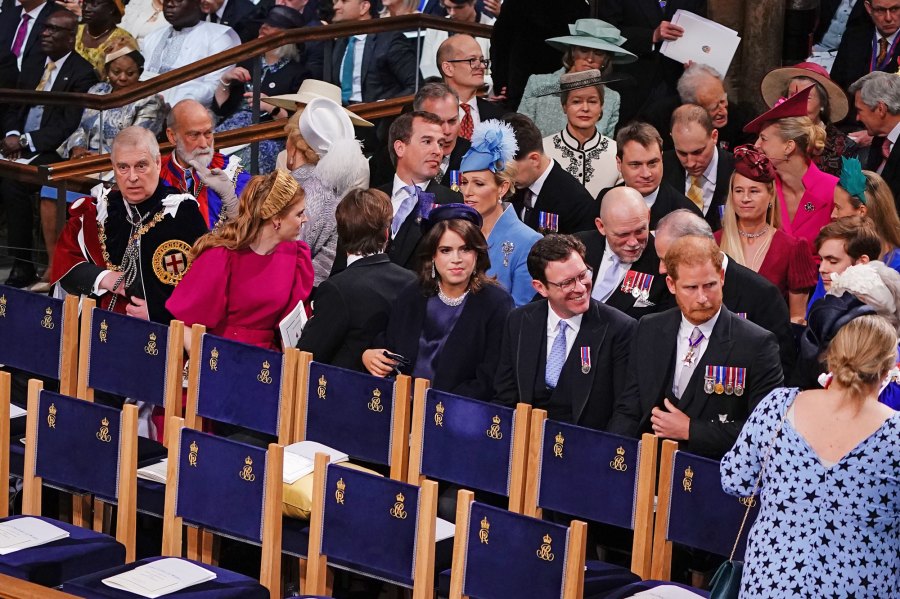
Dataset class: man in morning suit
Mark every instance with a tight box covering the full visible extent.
[830,0,900,91]
[850,71,900,211]
[607,236,783,459]
[663,104,735,233]
[654,210,797,380]
[494,234,636,430]
[507,113,596,235]
[598,122,701,230]
[200,0,259,41]
[438,34,506,139]
[298,188,416,371]
[0,9,97,288]
[576,187,667,320]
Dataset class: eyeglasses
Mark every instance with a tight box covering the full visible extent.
[546,267,592,293]
[867,2,900,16]
[446,57,490,69]
[42,24,76,34]
[114,161,152,175]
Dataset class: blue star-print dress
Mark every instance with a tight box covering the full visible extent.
[721,387,900,598]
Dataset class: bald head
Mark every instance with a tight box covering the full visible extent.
[597,187,651,264]
[437,35,486,94]
[654,209,715,274]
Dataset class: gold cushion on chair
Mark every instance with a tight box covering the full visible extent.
[282,462,382,520]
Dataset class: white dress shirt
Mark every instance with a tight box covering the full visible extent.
[546,307,583,365]
[642,186,660,212]
[390,175,428,236]
[342,34,367,103]
[591,245,630,302]
[672,308,721,398]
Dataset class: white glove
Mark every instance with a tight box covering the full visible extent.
[188,159,239,220]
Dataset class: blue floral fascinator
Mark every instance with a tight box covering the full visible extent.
[838,156,867,204]
[460,119,519,174]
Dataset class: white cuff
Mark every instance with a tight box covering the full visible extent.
[91,270,112,296]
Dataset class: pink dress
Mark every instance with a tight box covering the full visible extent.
[774,161,837,246]
[166,241,314,350]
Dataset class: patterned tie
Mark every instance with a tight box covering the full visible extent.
[391,185,419,237]
[184,168,195,194]
[340,36,357,104]
[877,37,889,67]
[545,320,569,388]
[687,175,704,211]
[35,60,56,91]
[674,327,704,399]
[11,13,31,58]
[459,102,474,140]
[591,254,622,302]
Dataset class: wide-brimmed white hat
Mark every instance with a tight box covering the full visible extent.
[267,79,373,127]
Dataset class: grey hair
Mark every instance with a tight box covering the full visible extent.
[166,99,217,130]
[656,209,714,240]
[849,71,900,114]
[112,126,160,161]
[273,42,300,63]
[677,63,723,104]
[413,81,459,111]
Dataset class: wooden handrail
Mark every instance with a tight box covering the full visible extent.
[0,14,492,109]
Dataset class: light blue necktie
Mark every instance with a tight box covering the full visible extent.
[391,185,419,237]
[340,37,357,104]
[592,254,622,302]
[545,320,569,389]
[184,168,195,194]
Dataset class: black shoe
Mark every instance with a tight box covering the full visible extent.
[4,267,38,289]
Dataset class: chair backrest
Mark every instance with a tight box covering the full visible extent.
[295,353,411,480]
[77,300,184,424]
[0,372,10,519]
[185,325,297,444]
[449,490,586,599]
[161,418,283,596]
[305,455,437,598]
[650,440,760,580]
[0,287,78,395]
[408,381,530,513]
[524,410,657,579]
[19,379,138,561]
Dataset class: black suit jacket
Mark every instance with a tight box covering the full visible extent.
[3,51,98,153]
[0,0,57,67]
[216,0,261,42]
[814,0,867,46]
[476,97,506,121]
[369,138,471,189]
[321,32,418,103]
[510,160,597,234]
[597,181,702,230]
[867,136,900,213]
[576,229,667,320]
[608,306,783,459]
[662,148,735,232]
[494,299,636,430]
[385,282,514,401]
[297,254,417,371]
[831,22,900,91]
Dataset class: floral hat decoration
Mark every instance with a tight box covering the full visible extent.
[838,157,868,205]
[459,119,519,174]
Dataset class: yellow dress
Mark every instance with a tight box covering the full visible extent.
[75,25,137,78]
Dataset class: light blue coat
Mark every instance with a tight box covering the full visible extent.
[517,68,620,138]
[486,206,543,306]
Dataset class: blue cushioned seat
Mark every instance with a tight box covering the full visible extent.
[597,580,710,599]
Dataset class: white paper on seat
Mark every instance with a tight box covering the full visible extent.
[282,440,349,484]
[0,517,70,555]
[628,585,708,598]
[279,299,308,350]
[435,517,455,543]
[660,10,741,76]
[102,558,216,598]
[136,459,168,484]
[9,404,25,419]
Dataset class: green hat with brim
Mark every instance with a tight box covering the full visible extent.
[545,19,638,64]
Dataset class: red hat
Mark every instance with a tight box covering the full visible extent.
[743,86,813,134]
[732,145,776,183]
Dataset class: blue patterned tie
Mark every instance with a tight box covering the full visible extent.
[545,320,569,389]
[391,185,419,237]
[340,37,357,104]
[184,168,195,194]
[591,254,622,302]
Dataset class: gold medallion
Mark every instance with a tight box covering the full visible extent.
[152,240,192,286]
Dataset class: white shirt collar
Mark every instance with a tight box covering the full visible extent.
[642,185,660,209]
[529,159,555,197]
[21,2,44,18]
[546,306,583,337]
[346,252,378,266]
[391,174,428,198]
[704,146,719,185]
[679,306,721,341]
[876,29,900,45]
[887,120,900,146]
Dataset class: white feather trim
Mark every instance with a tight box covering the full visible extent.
[469,119,519,166]
[314,138,370,196]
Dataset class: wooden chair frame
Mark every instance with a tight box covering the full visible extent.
[650,439,680,581]
[523,410,657,580]
[407,379,530,513]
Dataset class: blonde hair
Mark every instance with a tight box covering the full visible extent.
[862,171,900,254]
[719,172,780,267]
[494,161,517,200]
[771,116,827,159]
[190,171,303,259]
[284,111,320,165]
[825,314,898,405]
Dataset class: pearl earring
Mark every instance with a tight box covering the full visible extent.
[274,222,281,231]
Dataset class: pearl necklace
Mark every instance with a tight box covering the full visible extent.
[437,284,469,307]
[737,225,769,240]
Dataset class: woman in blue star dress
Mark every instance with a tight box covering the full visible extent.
[721,314,900,598]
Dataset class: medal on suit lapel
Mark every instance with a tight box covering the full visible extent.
[580,346,591,374]
[735,367,745,396]
[704,365,715,394]
[621,270,638,296]
[449,170,460,192]
[714,366,725,394]
[639,273,653,301]
[538,211,559,234]
[725,366,734,395]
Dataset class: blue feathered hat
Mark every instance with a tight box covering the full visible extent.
[838,156,867,204]
[460,119,519,174]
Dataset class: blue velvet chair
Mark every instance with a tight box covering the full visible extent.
[295,352,412,481]
[0,379,137,587]
[524,410,656,593]
[448,489,587,599]
[0,289,79,482]
[186,324,298,445]
[62,419,283,599]
[304,455,439,598]
[408,381,530,512]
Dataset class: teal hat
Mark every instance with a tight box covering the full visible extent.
[460,119,519,174]
[545,19,637,64]
[838,157,867,204]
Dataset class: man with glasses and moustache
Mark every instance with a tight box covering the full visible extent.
[51,126,208,323]
[494,234,636,431]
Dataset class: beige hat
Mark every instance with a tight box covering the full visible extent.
[267,79,374,127]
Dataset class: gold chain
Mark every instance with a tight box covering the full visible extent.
[98,209,167,271]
